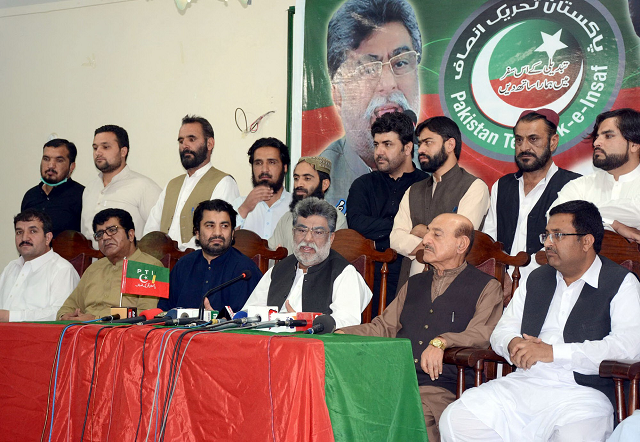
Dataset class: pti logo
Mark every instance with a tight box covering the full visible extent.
[440,0,624,161]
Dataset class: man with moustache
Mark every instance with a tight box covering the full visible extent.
[244,197,371,328]
[390,116,490,281]
[267,156,348,255]
[347,112,427,310]
[22,139,84,237]
[483,109,580,283]
[337,213,503,442]
[232,138,291,239]
[551,108,640,243]
[0,209,79,322]
[144,115,239,250]
[158,199,261,314]
[82,125,161,248]
[58,208,162,321]
[441,201,640,441]
[320,0,423,211]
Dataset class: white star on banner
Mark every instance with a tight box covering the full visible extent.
[535,29,567,64]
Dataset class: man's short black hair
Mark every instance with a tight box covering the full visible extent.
[94,125,130,160]
[589,108,640,145]
[514,112,557,138]
[416,116,462,159]
[371,112,415,147]
[92,208,136,245]
[247,137,291,168]
[549,200,604,253]
[182,114,215,141]
[327,0,422,79]
[192,199,237,247]
[14,209,53,235]
[43,139,78,163]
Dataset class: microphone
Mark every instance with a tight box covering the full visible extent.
[249,318,308,330]
[304,314,336,334]
[403,109,418,126]
[198,270,253,320]
[110,308,163,324]
[232,311,248,320]
[98,314,121,321]
[205,314,262,331]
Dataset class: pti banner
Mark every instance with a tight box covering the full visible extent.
[301,0,640,212]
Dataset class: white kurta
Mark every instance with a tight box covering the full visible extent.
[143,162,240,250]
[441,256,640,441]
[232,190,292,239]
[82,165,161,248]
[550,164,640,229]
[243,263,372,328]
[0,249,79,321]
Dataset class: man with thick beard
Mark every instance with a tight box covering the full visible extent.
[390,116,490,284]
[82,125,161,248]
[158,199,261,314]
[232,138,291,239]
[244,197,371,328]
[551,108,640,243]
[267,157,348,254]
[483,109,580,283]
[144,115,239,250]
[319,0,423,211]
[22,138,84,237]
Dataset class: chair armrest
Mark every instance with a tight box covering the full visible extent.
[599,359,640,380]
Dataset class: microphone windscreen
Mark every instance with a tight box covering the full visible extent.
[140,308,163,320]
[233,311,248,320]
[403,109,418,126]
[313,314,336,334]
[242,270,252,280]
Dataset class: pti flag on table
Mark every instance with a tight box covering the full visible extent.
[121,257,170,299]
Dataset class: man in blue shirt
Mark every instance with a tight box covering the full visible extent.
[158,199,261,314]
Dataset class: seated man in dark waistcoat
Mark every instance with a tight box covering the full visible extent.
[338,213,503,442]
[243,197,372,328]
[441,200,640,442]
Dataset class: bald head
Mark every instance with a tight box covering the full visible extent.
[422,213,474,271]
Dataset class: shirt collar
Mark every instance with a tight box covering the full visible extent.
[612,163,640,183]
[19,248,55,271]
[430,260,468,278]
[341,138,372,175]
[188,162,212,180]
[98,164,131,184]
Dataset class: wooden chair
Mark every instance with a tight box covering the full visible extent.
[138,231,194,270]
[416,230,530,396]
[330,229,397,323]
[51,230,103,276]
[232,229,288,274]
[536,230,640,423]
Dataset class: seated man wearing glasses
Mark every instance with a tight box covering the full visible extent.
[243,197,372,328]
[57,208,163,321]
[441,200,640,442]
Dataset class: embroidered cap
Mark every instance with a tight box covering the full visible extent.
[297,156,332,175]
[517,108,560,127]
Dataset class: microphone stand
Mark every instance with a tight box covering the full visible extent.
[198,273,249,320]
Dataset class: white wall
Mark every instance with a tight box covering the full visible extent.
[0,0,296,268]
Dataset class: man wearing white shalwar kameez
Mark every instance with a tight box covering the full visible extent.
[441,200,640,442]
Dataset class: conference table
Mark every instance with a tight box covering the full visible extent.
[0,322,428,441]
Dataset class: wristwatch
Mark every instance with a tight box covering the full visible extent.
[429,337,446,350]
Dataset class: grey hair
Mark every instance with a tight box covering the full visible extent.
[292,197,338,232]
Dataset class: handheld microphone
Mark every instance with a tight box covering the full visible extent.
[98,314,121,321]
[304,314,336,334]
[110,308,163,324]
[198,270,253,320]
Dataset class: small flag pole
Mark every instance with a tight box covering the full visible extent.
[120,256,129,307]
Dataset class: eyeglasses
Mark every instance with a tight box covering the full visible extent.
[293,227,332,239]
[539,232,586,244]
[94,225,121,241]
[352,51,419,81]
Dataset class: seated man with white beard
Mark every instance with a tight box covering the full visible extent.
[243,197,372,327]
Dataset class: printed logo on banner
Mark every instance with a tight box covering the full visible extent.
[440,0,624,161]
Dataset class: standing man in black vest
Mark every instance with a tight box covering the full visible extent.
[243,197,372,328]
[441,200,640,442]
[483,109,580,283]
[338,213,503,442]
[347,112,428,313]
[390,116,490,284]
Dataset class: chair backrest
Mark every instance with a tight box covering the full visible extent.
[51,230,103,276]
[330,229,397,323]
[417,230,530,306]
[535,230,640,279]
[233,229,288,274]
[138,231,194,270]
